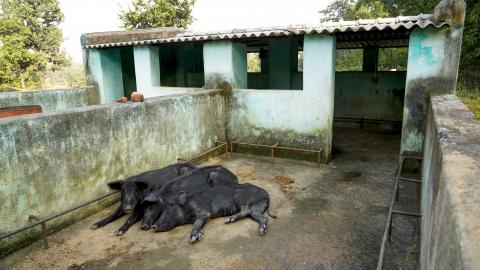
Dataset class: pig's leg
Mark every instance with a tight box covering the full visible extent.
[91,205,125,230]
[249,212,268,236]
[190,213,211,244]
[116,209,143,236]
[249,201,269,236]
[225,207,251,224]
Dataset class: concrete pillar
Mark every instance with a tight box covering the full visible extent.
[203,41,247,89]
[362,47,378,72]
[133,45,160,95]
[400,25,464,155]
[260,49,269,73]
[268,38,298,89]
[303,34,336,160]
[86,48,124,104]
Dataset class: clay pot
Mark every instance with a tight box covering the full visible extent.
[115,97,128,103]
[131,92,144,102]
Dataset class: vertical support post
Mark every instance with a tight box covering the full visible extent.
[133,45,161,98]
[268,38,298,89]
[86,48,124,104]
[303,34,336,162]
[362,46,379,72]
[203,41,247,90]
[400,22,464,156]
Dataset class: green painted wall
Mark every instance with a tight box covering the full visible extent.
[228,34,336,161]
[159,44,204,88]
[268,38,298,89]
[334,71,406,121]
[0,90,225,255]
[0,88,99,113]
[247,72,303,90]
[204,41,247,89]
[87,48,124,104]
[401,26,464,155]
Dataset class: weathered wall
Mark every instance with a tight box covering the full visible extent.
[421,95,480,270]
[85,48,124,104]
[0,90,225,255]
[247,72,302,90]
[0,88,99,113]
[334,71,406,121]
[227,34,335,161]
[401,24,464,155]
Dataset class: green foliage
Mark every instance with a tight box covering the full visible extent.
[247,53,261,73]
[336,49,363,71]
[378,48,407,71]
[320,0,389,22]
[0,0,67,89]
[120,0,196,29]
[462,0,480,66]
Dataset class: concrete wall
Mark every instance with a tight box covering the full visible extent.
[85,48,124,104]
[334,71,406,121]
[0,90,225,255]
[401,25,464,155]
[0,88,99,113]
[227,34,335,161]
[421,95,480,269]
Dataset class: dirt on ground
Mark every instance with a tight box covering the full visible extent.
[0,128,419,270]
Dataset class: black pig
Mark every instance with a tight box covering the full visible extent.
[152,183,276,243]
[91,162,196,236]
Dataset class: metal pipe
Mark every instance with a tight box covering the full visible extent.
[392,210,421,217]
[0,191,118,241]
[177,143,228,163]
[398,177,422,183]
[219,140,322,154]
[376,176,399,270]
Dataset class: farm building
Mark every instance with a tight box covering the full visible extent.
[0,0,479,269]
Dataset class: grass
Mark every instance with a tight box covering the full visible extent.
[457,90,480,120]
[457,70,480,121]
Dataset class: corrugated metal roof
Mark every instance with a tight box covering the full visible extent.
[83,14,448,49]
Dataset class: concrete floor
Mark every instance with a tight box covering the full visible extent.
[1,128,419,270]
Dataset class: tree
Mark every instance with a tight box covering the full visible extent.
[0,0,68,89]
[119,0,196,29]
[462,0,480,66]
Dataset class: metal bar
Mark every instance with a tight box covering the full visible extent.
[225,143,228,159]
[376,173,400,270]
[178,143,227,163]
[0,191,118,241]
[28,215,48,249]
[271,143,278,158]
[221,141,322,154]
[317,148,322,168]
[392,210,421,217]
[398,177,422,183]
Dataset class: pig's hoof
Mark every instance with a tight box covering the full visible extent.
[116,230,125,236]
[259,224,267,236]
[90,224,99,230]
[225,217,234,224]
[190,231,203,244]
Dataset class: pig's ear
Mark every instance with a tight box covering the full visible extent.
[107,180,124,190]
[207,171,220,186]
[177,191,187,205]
[135,179,149,190]
[178,166,193,176]
[142,193,159,204]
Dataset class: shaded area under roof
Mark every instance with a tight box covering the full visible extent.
[82,14,449,49]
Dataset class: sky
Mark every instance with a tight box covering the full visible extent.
[59,0,332,63]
